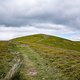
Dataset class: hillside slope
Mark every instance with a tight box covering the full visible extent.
[11,34,80,80]
[0,34,80,80]
[12,34,80,51]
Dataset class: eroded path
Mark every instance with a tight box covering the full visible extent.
[13,43,66,80]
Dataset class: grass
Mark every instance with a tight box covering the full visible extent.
[12,34,80,80]
[28,43,80,80]
[13,43,65,80]
[12,42,80,80]
[0,41,18,79]
[12,34,80,51]
[0,34,80,80]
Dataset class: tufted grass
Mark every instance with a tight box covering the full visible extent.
[12,34,80,80]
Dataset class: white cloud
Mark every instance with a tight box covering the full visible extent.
[0,0,80,29]
[0,0,80,40]
[0,23,76,40]
[0,31,15,40]
[69,34,80,41]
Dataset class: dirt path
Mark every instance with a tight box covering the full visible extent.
[14,44,63,80]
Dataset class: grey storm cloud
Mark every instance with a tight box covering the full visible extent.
[0,0,80,30]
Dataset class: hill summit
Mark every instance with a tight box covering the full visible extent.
[12,34,80,51]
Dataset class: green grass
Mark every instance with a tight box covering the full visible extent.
[0,34,80,80]
[13,43,66,80]
[12,34,80,80]
[0,41,18,79]
[12,34,80,51]
[28,43,80,80]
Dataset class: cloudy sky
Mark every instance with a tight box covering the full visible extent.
[0,0,80,41]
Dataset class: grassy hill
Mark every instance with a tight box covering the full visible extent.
[0,34,80,80]
[12,34,80,51]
